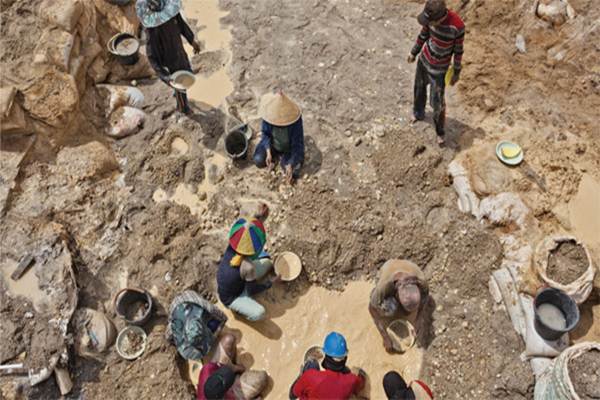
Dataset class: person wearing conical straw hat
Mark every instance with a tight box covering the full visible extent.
[136,0,202,114]
[216,203,281,321]
[253,90,305,185]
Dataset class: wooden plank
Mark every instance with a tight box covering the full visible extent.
[10,254,35,281]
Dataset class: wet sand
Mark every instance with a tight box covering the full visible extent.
[1,259,45,312]
[182,0,234,107]
[568,174,600,256]
[152,151,229,216]
[219,281,424,399]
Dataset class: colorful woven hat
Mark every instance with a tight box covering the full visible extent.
[228,218,266,256]
[135,0,181,28]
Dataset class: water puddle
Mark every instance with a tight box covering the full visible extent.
[1,260,46,312]
[568,174,600,254]
[183,0,234,107]
[153,153,229,215]
[170,137,189,156]
[209,281,424,399]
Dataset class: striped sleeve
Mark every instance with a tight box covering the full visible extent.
[453,28,465,71]
[411,25,430,56]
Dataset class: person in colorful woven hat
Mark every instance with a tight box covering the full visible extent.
[217,204,279,321]
[136,0,202,114]
[253,90,305,185]
[369,259,429,352]
[290,332,366,400]
[383,371,434,400]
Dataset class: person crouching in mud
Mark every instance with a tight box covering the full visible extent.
[136,0,202,114]
[253,90,305,185]
[369,259,429,352]
[217,204,280,322]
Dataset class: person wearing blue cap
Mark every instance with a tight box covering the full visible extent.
[290,332,366,399]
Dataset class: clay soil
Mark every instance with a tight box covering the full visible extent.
[569,349,600,399]
[1,0,599,399]
[547,241,589,284]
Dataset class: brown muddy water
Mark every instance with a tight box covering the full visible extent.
[182,0,234,107]
[1,259,45,312]
[189,283,424,399]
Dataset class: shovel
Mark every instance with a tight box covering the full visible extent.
[520,160,547,192]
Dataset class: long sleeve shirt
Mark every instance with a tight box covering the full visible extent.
[260,117,305,167]
[145,13,194,81]
[411,10,465,76]
[217,246,272,306]
[291,369,365,400]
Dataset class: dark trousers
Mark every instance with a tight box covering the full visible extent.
[413,60,446,137]
[253,137,302,179]
[174,90,190,113]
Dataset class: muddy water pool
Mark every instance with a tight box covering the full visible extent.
[190,282,424,399]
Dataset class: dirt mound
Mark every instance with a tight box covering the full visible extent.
[569,349,600,399]
[547,240,589,284]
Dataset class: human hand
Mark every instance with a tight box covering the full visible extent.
[256,203,269,221]
[285,165,294,185]
[192,39,203,54]
[383,336,395,353]
[450,71,460,86]
[266,150,273,170]
[232,364,246,373]
[407,54,416,63]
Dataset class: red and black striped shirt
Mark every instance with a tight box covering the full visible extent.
[411,10,465,76]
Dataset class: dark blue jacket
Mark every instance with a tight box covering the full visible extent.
[217,246,271,306]
[260,117,305,167]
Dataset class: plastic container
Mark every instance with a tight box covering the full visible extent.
[113,287,153,326]
[274,252,302,281]
[534,288,580,341]
[225,129,248,159]
[386,319,416,353]
[107,33,140,65]
[170,70,196,92]
[116,326,147,360]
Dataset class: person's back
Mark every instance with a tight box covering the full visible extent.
[292,367,364,400]
[291,332,365,400]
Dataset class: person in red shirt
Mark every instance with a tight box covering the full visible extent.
[290,332,366,400]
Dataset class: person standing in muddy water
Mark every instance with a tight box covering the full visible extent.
[369,259,429,352]
[253,90,305,185]
[136,0,202,114]
[217,204,281,322]
[407,0,464,146]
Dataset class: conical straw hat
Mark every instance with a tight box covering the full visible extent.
[260,92,301,127]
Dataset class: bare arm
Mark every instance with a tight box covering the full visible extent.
[369,303,394,352]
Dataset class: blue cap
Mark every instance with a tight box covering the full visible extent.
[322,332,348,358]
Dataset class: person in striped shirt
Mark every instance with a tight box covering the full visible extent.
[407,0,465,145]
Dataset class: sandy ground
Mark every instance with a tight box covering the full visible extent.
[1,0,599,399]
